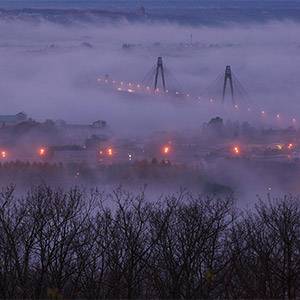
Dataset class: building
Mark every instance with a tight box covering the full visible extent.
[137,6,146,16]
[86,134,109,149]
[55,119,110,146]
[92,120,107,128]
[0,112,27,126]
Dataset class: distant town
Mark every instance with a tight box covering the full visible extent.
[1,112,299,168]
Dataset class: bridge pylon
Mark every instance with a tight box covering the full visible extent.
[222,65,235,106]
[154,57,166,92]
[142,56,182,97]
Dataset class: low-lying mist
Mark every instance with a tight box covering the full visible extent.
[0,16,299,204]
[0,19,299,133]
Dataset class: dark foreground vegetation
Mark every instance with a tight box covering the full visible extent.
[0,185,299,299]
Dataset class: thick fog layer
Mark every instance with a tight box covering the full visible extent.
[0,19,299,133]
[0,10,299,205]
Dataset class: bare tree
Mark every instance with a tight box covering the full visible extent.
[0,184,299,299]
[228,195,300,299]
[149,192,235,299]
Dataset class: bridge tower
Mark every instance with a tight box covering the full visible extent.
[154,57,166,92]
[222,65,235,105]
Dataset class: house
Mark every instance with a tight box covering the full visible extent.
[0,112,27,126]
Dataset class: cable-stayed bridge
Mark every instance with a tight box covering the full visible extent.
[97,57,297,125]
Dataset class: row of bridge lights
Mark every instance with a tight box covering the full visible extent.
[101,78,218,100]
[99,78,297,124]
[99,78,181,95]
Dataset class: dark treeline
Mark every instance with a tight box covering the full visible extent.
[0,184,299,299]
[203,117,299,143]
[0,160,208,190]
